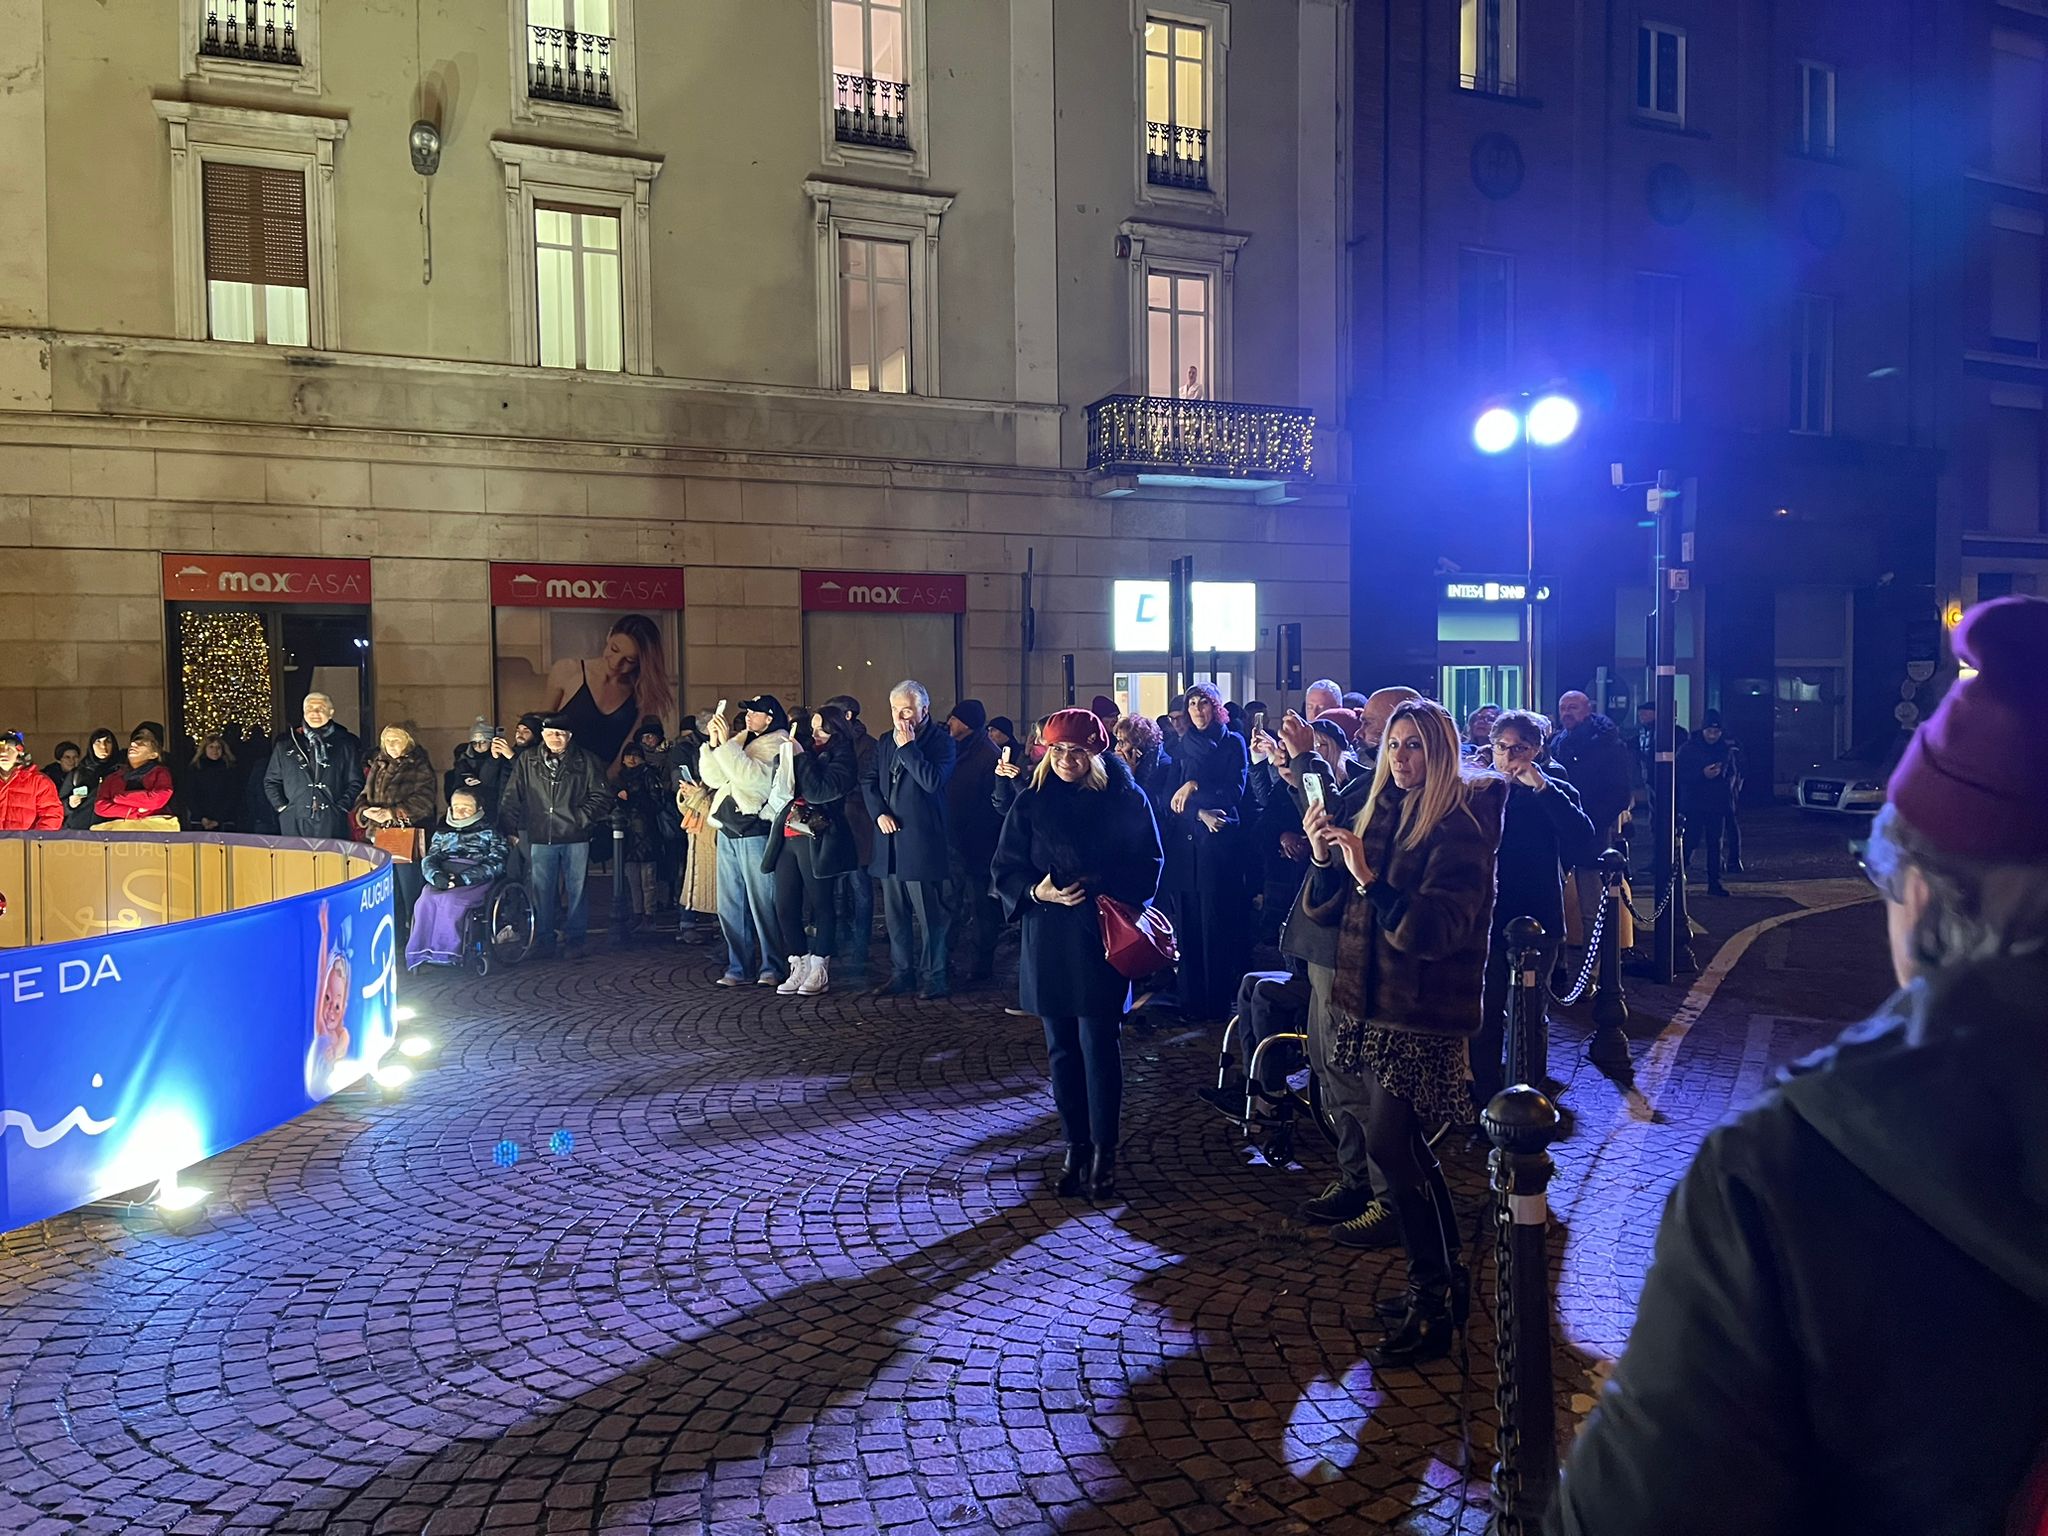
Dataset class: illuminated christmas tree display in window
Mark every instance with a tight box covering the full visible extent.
[180,609,275,740]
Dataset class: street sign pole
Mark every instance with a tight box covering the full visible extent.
[1650,473,1696,982]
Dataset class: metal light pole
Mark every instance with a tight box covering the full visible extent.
[1647,472,1695,982]
[1477,395,1579,713]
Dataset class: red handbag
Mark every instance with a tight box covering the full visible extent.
[1097,895,1178,980]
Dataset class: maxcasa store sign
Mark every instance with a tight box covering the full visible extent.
[489,563,685,610]
[801,571,966,614]
[162,555,372,604]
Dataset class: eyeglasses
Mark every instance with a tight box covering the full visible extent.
[1854,841,1903,904]
[1048,744,1091,760]
[1490,737,1534,757]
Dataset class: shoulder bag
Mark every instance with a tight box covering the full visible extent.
[1098,894,1178,980]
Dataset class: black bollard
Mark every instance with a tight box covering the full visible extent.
[609,806,630,947]
[1483,1085,1563,1536]
[1504,916,1548,1090]
[1587,848,1630,1068]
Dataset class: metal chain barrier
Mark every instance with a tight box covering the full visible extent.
[1490,1160,1526,1534]
[1547,895,1605,1006]
[1626,867,1682,927]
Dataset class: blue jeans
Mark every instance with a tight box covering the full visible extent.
[1043,1015,1124,1151]
[715,833,785,981]
[527,839,590,947]
[881,876,950,990]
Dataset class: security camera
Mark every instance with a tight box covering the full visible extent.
[1610,463,1625,488]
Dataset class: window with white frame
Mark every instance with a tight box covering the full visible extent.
[1120,220,1245,400]
[805,180,952,396]
[535,204,624,371]
[511,0,636,134]
[1636,22,1686,125]
[1134,0,1228,208]
[1632,271,1682,421]
[203,161,310,346]
[839,236,912,393]
[492,142,661,374]
[1146,270,1212,399]
[1459,0,1518,96]
[1798,61,1836,157]
[1790,293,1834,435]
[821,0,926,172]
[184,1,322,94]
[155,101,345,349]
[1991,30,2046,185]
[1458,247,1514,379]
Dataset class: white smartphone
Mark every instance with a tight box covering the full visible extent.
[1303,773,1325,808]
[1002,745,1014,764]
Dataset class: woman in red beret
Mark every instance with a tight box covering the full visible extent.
[992,707,1164,1200]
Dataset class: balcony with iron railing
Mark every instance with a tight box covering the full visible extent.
[1086,394,1315,491]
[528,24,616,109]
[834,74,911,151]
[201,0,299,65]
[1145,122,1211,191]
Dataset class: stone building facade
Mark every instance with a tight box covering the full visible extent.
[0,0,1352,765]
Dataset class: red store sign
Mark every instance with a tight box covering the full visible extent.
[801,571,966,614]
[489,562,685,610]
[163,554,372,604]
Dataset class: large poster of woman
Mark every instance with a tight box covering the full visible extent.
[488,564,684,771]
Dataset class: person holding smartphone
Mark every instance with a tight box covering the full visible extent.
[992,708,1163,1200]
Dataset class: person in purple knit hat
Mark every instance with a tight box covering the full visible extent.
[1548,595,2048,1536]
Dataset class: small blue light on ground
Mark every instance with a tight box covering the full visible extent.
[549,1130,574,1157]
[493,1140,519,1167]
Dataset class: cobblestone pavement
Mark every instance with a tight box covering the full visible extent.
[0,811,1892,1535]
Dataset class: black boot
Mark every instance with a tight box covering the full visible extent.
[1374,1286,1458,1368]
[1373,1169,1467,1327]
[1088,1146,1118,1201]
[1055,1145,1090,1197]
[1372,1176,1465,1369]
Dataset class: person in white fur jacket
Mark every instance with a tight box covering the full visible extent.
[699,695,794,986]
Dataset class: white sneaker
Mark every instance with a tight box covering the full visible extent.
[774,956,811,995]
[798,955,831,995]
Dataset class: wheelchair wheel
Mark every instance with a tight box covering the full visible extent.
[1307,1070,1341,1149]
[469,909,493,977]
[490,882,536,966]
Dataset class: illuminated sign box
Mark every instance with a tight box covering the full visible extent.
[1442,579,1552,603]
[1113,580,1258,652]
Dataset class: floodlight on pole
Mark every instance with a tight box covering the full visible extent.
[1473,407,1522,455]
[1471,390,1583,711]
[1526,394,1581,448]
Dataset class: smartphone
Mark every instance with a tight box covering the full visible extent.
[1303,773,1326,808]
[1253,710,1267,732]
[715,699,728,718]
[1002,745,1014,764]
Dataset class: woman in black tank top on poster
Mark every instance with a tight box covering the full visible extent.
[539,614,675,773]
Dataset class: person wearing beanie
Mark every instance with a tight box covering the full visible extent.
[94,726,178,828]
[1091,694,1121,730]
[498,715,612,960]
[1675,708,1739,896]
[944,700,1003,986]
[446,715,508,822]
[1550,593,2048,1536]
[406,787,511,971]
[992,706,1163,1200]
[987,717,1018,756]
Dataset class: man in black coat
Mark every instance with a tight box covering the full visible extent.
[264,692,364,839]
[499,716,612,960]
[943,700,1004,988]
[1548,595,2048,1536]
[445,721,507,823]
[1552,690,1633,936]
[1676,710,1739,897]
[862,679,957,999]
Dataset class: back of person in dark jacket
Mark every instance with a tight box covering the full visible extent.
[1472,709,1597,1109]
[1549,595,2048,1536]
[499,716,611,959]
[1160,683,1250,1020]
[862,680,957,998]
[824,697,879,974]
[943,700,1004,987]
[770,706,863,997]
[993,709,1163,1201]
[1552,691,1632,945]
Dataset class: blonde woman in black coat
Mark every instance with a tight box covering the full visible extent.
[992,708,1164,1201]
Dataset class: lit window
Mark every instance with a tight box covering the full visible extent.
[534,205,623,371]
[1144,18,1209,189]
[526,0,616,110]
[1790,293,1834,435]
[1798,61,1836,156]
[1459,0,1518,95]
[840,236,912,393]
[202,162,310,346]
[831,0,910,150]
[1636,22,1686,124]
[1632,272,1682,421]
[1458,248,1514,379]
[1145,271,1211,400]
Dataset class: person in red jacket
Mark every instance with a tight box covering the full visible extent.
[0,732,63,830]
[94,727,176,825]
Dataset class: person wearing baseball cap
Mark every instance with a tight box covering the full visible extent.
[992,707,1162,1200]
[1550,596,2048,1535]
[0,731,61,831]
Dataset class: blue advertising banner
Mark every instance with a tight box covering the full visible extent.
[0,860,396,1231]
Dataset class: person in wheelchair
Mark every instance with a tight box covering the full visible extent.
[406,789,510,970]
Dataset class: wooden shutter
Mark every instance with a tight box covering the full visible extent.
[202,161,308,287]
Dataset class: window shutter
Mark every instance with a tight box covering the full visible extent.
[202,161,308,287]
